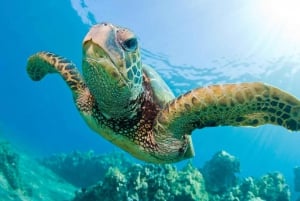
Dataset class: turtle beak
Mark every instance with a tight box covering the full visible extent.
[83,23,124,68]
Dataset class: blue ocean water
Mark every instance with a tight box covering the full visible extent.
[1,0,300,198]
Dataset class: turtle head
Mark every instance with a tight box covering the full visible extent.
[82,23,143,118]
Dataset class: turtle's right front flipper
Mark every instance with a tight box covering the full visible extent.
[27,51,98,134]
[26,52,86,97]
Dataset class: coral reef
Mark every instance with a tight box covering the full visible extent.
[0,137,292,201]
[72,163,209,201]
[212,172,291,201]
[256,172,290,201]
[294,166,300,201]
[202,150,240,194]
[40,149,291,201]
[200,150,290,201]
[209,172,290,201]
[294,166,300,192]
[39,151,132,187]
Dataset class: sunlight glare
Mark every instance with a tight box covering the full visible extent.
[259,0,300,44]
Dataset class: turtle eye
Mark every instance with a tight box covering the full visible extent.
[121,38,138,52]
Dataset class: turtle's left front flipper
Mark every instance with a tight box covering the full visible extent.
[26,52,86,98]
[154,82,300,140]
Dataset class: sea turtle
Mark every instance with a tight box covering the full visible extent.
[27,23,300,163]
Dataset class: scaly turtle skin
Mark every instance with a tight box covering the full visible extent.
[27,23,300,163]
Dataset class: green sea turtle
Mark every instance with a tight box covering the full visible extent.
[27,23,300,163]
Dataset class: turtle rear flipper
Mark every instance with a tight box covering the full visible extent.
[27,52,86,97]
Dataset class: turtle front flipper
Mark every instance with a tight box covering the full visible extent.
[152,82,300,162]
[27,52,86,97]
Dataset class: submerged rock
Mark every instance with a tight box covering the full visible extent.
[0,141,76,201]
[0,141,21,190]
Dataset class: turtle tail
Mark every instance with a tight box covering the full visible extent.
[27,52,86,93]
